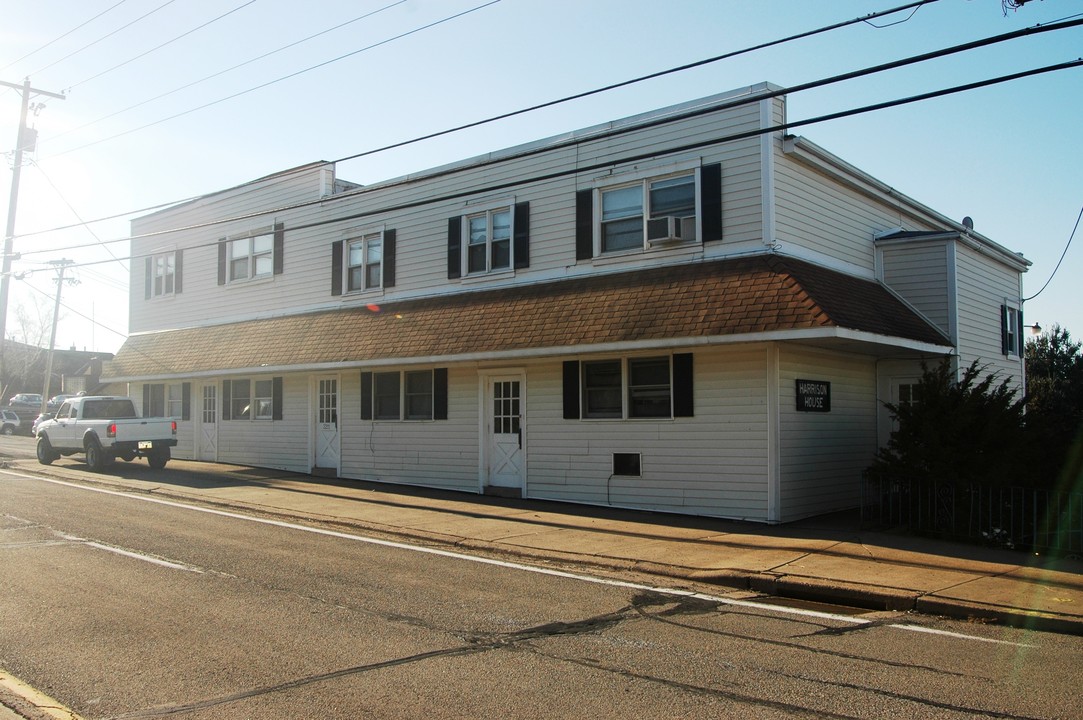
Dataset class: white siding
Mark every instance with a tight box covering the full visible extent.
[773,150,940,275]
[130,102,766,337]
[954,242,1025,390]
[880,241,951,334]
[525,346,770,521]
[778,347,877,522]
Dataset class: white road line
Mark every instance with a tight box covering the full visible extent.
[59,534,204,573]
[7,470,1035,648]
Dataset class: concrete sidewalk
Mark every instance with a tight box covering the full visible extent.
[11,454,1083,636]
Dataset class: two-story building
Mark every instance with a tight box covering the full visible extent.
[105,82,1029,523]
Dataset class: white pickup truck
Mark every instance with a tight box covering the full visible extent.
[35,395,177,471]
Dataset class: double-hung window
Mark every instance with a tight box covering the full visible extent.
[466,208,512,275]
[229,233,274,281]
[154,253,175,296]
[348,232,383,291]
[576,163,721,261]
[361,368,448,421]
[223,377,283,420]
[166,384,185,418]
[1001,304,1023,357]
[600,173,697,254]
[565,354,693,420]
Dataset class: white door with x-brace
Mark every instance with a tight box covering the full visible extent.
[314,376,340,471]
[483,373,525,491]
[196,383,218,462]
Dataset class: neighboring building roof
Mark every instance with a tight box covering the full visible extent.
[104,255,951,380]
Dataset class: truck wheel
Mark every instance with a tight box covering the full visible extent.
[36,435,58,465]
[147,447,170,470]
[85,439,112,472]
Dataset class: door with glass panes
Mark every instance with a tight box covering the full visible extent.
[314,376,340,471]
[197,383,218,461]
[484,374,525,490]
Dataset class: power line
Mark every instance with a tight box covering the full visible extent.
[22,0,957,235]
[47,0,406,145]
[18,14,1083,254]
[42,0,502,159]
[0,0,130,73]
[27,0,179,78]
[28,58,1083,273]
[1024,201,1082,302]
[67,0,260,91]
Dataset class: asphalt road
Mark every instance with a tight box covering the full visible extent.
[2,457,1082,718]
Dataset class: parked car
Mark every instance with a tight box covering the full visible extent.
[36,395,177,471]
[31,412,54,436]
[47,394,76,408]
[8,393,43,408]
[1,409,21,435]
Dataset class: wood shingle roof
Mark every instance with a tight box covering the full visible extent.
[106,255,950,379]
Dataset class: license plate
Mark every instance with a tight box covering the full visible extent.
[138,441,153,450]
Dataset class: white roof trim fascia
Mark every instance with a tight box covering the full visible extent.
[782,136,1031,272]
[103,327,954,383]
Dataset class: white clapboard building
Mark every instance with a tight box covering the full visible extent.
[107,82,1029,523]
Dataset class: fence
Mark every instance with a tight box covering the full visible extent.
[862,477,1083,554]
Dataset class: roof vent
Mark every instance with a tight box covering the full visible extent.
[962,216,974,231]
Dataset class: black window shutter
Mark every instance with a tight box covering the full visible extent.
[672,353,694,417]
[331,240,343,296]
[174,249,183,294]
[273,223,284,275]
[700,163,722,243]
[513,201,530,269]
[383,229,396,288]
[144,258,152,299]
[575,190,593,261]
[360,371,373,420]
[447,217,462,279]
[272,377,283,420]
[1016,309,1025,355]
[562,360,581,419]
[142,384,150,417]
[433,368,448,420]
[222,380,232,420]
[1000,305,1009,355]
[218,240,227,286]
[181,382,191,421]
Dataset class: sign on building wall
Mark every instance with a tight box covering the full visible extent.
[795,379,831,412]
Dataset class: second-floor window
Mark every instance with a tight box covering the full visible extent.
[230,233,273,281]
[576,163,721,261]
[218,224,284,286]
[348,232,383,291]
[466,207,512,275]
[144,250,182,299]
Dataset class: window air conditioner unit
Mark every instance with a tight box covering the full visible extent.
[647,216,694,244]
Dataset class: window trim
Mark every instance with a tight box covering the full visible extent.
[593,167,701,257]
[218,223,283,286]
[222,377,283,421]
[345,228,386,294]
[1002,302,1023,357]
[565,354,693,421]
[462,206,514,277]
[361,368,448,421]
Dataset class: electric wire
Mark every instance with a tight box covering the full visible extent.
[66,0,260,91]
[27,58,1083,272]
[16,0,961,235]
[42,0,502,160]
[0,0,130,73]
[27,0,179,78]
[1023,201,1082,301]
[48,0,407,143]
[17,15,1083,254]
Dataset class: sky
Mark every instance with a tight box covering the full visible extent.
[0,0,1080,356]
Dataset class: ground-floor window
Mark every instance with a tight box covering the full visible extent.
[564,353,693,420]
[361,368,448,421]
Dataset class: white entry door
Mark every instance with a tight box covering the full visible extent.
[485,374,525,490]
[314,376,340,470]
[197,383,218,462]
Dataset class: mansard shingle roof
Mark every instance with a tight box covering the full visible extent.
[105,255,950,379]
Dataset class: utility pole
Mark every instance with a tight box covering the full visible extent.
[39,258,76,416]
[0,78,65,397]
